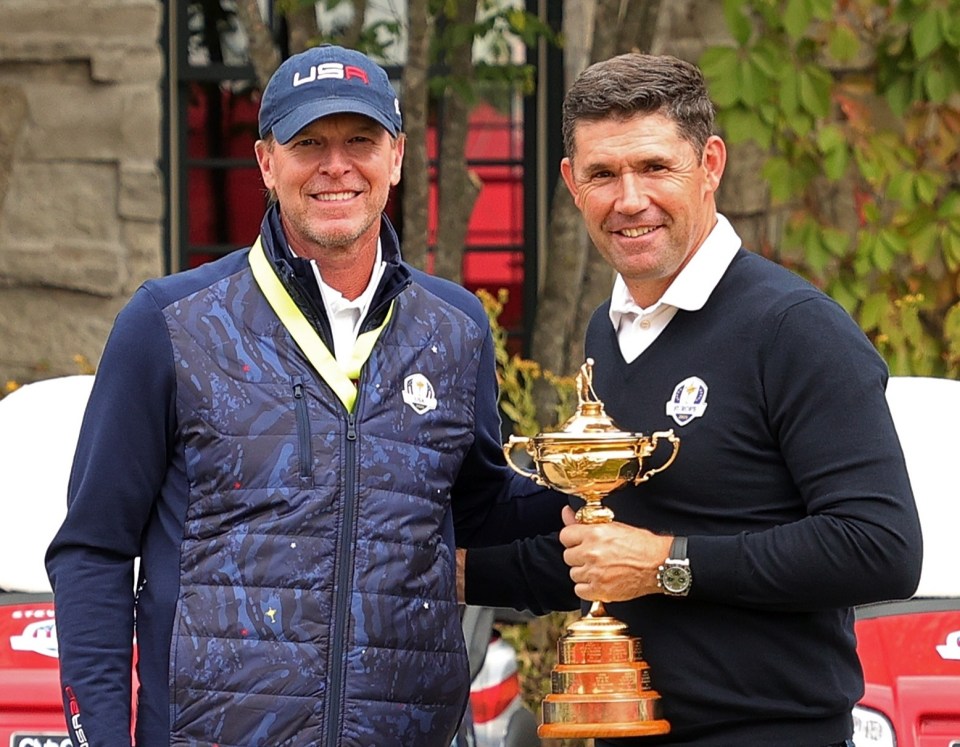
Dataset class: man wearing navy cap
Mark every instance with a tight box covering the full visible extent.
[46,45,565,747]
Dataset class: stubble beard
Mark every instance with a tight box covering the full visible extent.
[292,201,383,254]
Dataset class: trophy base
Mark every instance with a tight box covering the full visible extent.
[538,613,670,739]
[538,689,670,738]
[540,716,671,739]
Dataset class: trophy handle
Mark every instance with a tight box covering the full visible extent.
[503,435,547,486]
[634,429,680,484]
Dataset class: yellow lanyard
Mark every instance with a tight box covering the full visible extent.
[248,237,394,413]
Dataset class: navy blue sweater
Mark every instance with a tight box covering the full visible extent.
[466,248,922,746]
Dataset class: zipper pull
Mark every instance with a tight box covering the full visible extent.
[346,413,357,441]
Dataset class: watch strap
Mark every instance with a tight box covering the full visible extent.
[669,535,688,561]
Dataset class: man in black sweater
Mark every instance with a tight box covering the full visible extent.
[462,53,921,746]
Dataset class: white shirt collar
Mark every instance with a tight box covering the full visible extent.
[609,213,741,327]
[313,241,385,320]
[287,240,387,365]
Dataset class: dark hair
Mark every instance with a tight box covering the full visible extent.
[561,53,716,160]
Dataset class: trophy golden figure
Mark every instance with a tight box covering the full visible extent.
[503,358,680,739]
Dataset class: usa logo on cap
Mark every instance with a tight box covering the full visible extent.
[259,44,402,144]
[293,62,369,87]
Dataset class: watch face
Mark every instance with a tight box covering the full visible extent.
[662,565,691,593]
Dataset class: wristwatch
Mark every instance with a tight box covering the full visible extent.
[657,536,693,596]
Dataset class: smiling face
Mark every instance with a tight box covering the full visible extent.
[560,112,726,308]
[255,113,404,265]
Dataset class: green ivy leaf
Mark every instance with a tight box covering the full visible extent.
[924,61,949,102]
[828,275,859,314]
[783,110,815,138]
[762,156,796,202]
[900,304,925,346]
[911,7,942,60]
[723,0,754,46]
[720,108,773,148]
[943,10,960,46]
[864,200,881,226]
[701,47,742,107]
[828,22,861,63]
[811,0,834,20]
[937,190,960,219]
[815,122,844,153]
[779,63,801,115]
[816,124,848,180]
[875,228,905,272]
[798,64,832,118]
[882,75,911,117]
[886,171,911,200]
[914,170,942,204]
[943,228,960,271]
[887,171,917,210]
[750,41,782,77]
[784,0,813,42]
[854,150,883,189]
[738,56,765,106]
[821,226,850,257]
[854,236,876,276]
[861,292,889,331]
[824,146,849,181]
[806,232,831,273]
[910,222,940,265]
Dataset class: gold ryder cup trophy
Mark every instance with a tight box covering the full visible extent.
[503,358,680,739]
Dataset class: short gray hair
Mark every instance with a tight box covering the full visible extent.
[562,53,716,161]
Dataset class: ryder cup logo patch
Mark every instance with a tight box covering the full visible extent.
[402,373,438,414]
[666,376,709,426]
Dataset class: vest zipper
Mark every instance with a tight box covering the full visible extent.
[292,377,314,485]
[325,409,359,747]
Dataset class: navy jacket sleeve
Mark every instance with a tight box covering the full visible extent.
[45,288,176,747]
[465,533,579,615]
[689,296,922,610]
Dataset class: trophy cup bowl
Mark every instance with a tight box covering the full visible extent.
[502,359,679,738]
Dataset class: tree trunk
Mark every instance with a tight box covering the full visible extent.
[286,1,322,54]
[619,0,663,53]
[342,0,367,48]
[399,0,432,270]
[558,0,662,365]
[530,0,665,416]
[233,0,281,89]
[433,0,481,284]
[530,179,587,409]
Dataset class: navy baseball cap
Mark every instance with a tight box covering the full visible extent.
[259,45,402,144]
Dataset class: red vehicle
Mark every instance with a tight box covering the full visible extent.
[2,375,957,747]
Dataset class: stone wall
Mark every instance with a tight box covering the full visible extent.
[0,0,164,385]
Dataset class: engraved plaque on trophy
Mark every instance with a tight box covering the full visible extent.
[503,358,680,738]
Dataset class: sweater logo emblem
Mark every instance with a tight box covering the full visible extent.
[402,373,438,414]
[666,376,708,426]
